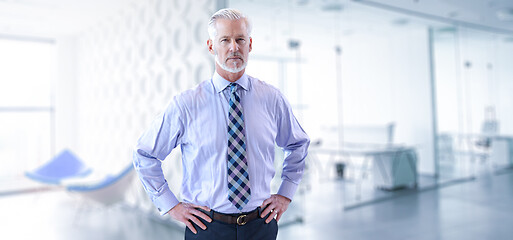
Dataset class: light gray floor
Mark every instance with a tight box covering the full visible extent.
[279,170,513,240]
[1,169,512,240]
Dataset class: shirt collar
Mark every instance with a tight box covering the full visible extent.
[212,71,249,93]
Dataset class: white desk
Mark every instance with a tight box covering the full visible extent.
[316,145,418,190]
[369,147,418,190]
[441,133,513,169]
[490,136,513,168]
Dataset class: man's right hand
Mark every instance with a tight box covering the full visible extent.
[167,202,212,234]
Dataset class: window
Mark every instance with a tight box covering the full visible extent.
[0,37,55,179]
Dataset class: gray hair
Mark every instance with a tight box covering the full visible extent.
[208,8,252,40]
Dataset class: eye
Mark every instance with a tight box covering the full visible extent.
[237,38,246,43]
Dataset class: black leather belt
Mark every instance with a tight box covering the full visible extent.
[211,208,260,226]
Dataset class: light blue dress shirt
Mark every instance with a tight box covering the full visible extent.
[133,72,309,215]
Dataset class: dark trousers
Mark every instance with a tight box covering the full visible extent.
[185,209,278,240]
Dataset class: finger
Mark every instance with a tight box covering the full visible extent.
[191,209,212,222]
[189,216,207,231]
[260,203,274,218]
[185,221,197,234]
[192,204,211,212]
[276,210,283,222]
[260,198,272,208]
[266,211,277,223]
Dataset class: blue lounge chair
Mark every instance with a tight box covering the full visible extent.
[25,150,92,184]
[66,163,135,205]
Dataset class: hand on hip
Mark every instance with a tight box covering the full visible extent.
[260,194,291,223]
[168,202,212,234]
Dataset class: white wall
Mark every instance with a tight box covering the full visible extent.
[76,0,215,170]
[434,31,461,133]
[340,29,436,174]
[389,29,435,175]
[494,39,513,135]
[70,0,217,212]
[55,36,78,154]
[434,29,513,137]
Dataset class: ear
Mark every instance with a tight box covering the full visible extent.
[249,37,253,52]
[207,39,215,55]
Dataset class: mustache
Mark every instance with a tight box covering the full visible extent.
[227,52,242,58]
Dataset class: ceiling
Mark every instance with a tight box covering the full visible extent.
[0,0,512,38]
[232,0,513,34]
[0,0,126,37]
[353,0,513,34]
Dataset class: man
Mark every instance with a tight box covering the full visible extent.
[133,8,309,240]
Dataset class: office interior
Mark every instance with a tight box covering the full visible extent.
[1,0,513,239]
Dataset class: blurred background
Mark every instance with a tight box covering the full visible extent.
[1,0,513,239]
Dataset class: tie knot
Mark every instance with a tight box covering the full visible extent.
[229,83,238,94]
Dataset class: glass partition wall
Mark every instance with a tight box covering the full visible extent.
[230,0,513,215]
[434,27,513,181]
[230,0,437,213]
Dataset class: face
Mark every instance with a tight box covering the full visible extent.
[208,18,252,74]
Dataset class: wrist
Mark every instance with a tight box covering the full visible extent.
[276,194,291,203]
[167,202,181,215]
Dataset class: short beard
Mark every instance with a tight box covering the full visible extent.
[215,52,247,74]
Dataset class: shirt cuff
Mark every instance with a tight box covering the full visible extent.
[277,179,298,201]
[153,189,180,215]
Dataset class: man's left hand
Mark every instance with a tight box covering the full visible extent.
[260,194,291,223]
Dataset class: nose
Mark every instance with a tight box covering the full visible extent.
[229,39,239,52]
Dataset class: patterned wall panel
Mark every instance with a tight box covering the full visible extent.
[77,0,216,212]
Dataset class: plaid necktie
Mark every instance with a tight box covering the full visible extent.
[227,83,251,211]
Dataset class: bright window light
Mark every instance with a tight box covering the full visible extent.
[0,37,55,179]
